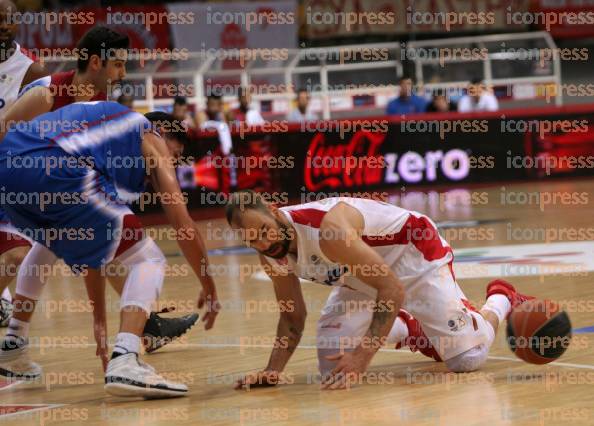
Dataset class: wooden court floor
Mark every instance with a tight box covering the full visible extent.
[1,178,594,426]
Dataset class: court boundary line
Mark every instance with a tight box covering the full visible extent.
[0,404,65,419]
[23,342,594,371]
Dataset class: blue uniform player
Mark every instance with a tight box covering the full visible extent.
[0,26,199,354]
[0,101,219,398]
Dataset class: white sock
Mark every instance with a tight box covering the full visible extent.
[1,287,11,302]
[7,318,30,339]
[113,332,141,356]
[482,294,512,324]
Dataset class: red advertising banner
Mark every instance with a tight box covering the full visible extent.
[530,0,594,38]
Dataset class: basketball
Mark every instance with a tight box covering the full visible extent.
[506,299,572,364]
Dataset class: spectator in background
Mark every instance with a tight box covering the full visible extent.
[287,88,319,122]
[228,87,264,125]
[116,93,134,109]
[425,89,456,113]
[457,78,499,113]
[172,96,196,129]
[197,93,226,125]
[385,76,428,116]
[199,93,232,155]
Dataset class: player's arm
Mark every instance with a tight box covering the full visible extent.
[318,202,405,389]
[0,86,54,141]
[235,255,306,390]
[84,269,109,372]
[142,132,219,329]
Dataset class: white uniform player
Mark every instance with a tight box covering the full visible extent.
[261,197,490,370]
[229,193,534,389]
[0,42,34,119]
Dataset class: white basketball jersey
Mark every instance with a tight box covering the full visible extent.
[265,197,453,297]
[0,42,34,119]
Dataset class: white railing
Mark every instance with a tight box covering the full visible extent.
[40,32,561,117]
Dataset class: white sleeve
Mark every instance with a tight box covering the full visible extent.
[485,94,499,111]
[457,96,471,112]
[247,110,265,125]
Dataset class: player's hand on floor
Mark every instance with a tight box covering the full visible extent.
[198,287,220,330]
[321,352,370,390]
[234,370,280,390]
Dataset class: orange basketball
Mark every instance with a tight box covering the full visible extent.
[506,299,572,364]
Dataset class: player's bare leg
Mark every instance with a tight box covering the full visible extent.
[0,246,29,327]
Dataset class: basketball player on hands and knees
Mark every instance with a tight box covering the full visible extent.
[227,192,534,390]
[0,102,220,398]
[0,25,199,352]
[0,0,47,327]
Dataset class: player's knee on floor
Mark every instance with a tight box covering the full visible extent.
[445,343,489,373]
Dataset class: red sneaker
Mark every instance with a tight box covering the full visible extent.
[486,279,536,317]
[395,310,442,362]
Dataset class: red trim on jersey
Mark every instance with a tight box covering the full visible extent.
[461,298,479,313]
[19,47,37,61]
[288,208,327,228]
[362,215,451,262]
[0,231,31,256]
[288,207,452,264]
[50,70,107,112]
[113,215,144,259]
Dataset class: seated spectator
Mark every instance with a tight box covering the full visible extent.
[172,96,196,129]
[385,76,428,116]
[199,93,232,155]
[425,89,456,113]
[197,93,226,125]
[287,88,319,122]
[457,78,499,113]
[228,87,264,125]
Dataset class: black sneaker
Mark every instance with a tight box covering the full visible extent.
[142,308,199,353]
[0,298,13,328]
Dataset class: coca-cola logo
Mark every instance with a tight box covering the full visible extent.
[304,130,385,191]
[304,131,471,190]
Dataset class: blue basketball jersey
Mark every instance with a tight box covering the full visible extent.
[0,101,153,268]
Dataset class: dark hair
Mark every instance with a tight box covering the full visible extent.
[470,77,483,85]
[77,26,129,72]
[225,190,268,225]
[174,96,187,106]
[207,93,222,101]
[399,75,413,83]
[432,88,448,98]
[296,87,309,95]
[117,93,133,104]
[144,111,188,146]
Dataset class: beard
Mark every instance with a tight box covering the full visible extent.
[261,221,292,259]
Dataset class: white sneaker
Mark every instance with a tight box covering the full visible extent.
[104,353,188,398]
[0,337,42,381]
